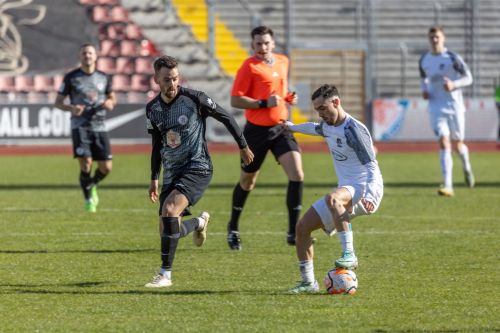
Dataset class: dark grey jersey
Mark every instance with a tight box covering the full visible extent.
[58,68,112,131]
[146,87,247,181]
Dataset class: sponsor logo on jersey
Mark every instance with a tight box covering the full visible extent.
[166,130,181,148]
[336,138,342,147]
[331,149,348,161]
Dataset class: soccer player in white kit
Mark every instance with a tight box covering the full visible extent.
[419,26,475,197]
[286,84,383,294]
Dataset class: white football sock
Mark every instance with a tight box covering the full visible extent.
[159,269,171,279]
[440,149,453,189]
[458,144,472,172]
[339,231,354,253]
[298,260,315,283]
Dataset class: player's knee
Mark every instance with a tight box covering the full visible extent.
[240,177,257,191]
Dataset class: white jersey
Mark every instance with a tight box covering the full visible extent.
[288,115,383,204]
[419,48,472,115]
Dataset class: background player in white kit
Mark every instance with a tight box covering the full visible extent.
[419,26,474,197]
[284,84,383,294]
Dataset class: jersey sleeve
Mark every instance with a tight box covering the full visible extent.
[451,53,473,88]
[231,60,252,97]
[344,119,376,165]
[287,121,324,136]
[198,91,248,149]
[58,73,71,96]
[418,53,429,92]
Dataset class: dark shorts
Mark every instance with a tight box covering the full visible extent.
[242,122,300,173]
[158,171,213,216]
[72,128,112,161]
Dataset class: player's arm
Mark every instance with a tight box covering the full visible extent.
[231,95,280,109]
[418,55,430,99]
[147,115,162,203]
[344,120,380,206]
[199,93,254,165]
[101,91,117,112]
[450,54,473,89]
[285,121,324,136]
[54,75,85,116]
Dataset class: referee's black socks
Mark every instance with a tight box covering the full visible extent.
[228,183,250,232]
[287,180,303,235]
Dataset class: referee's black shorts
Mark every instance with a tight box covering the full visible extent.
[241,122,300,173]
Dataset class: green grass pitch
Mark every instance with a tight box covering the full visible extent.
[0,151,499,332]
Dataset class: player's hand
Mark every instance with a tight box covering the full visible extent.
[267,94,281,108]
[285,91,297,105]
[149,180,159,203]
[361,199,375,213]
[443,77,455,92]
[240,147,254,166]
[72,105,85,116]
[422,91,430,100]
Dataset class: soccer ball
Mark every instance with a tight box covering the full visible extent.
[324,268,358,295]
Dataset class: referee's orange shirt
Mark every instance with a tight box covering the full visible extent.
[231,54,289,126]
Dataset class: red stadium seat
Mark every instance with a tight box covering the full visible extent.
[100,39,120,57]
[33,75,54,92]
[112,74,131,92]
[91,5,109,23]
[115,57,135,75]
[135,57,153,74]
[125,24,143,40]
[131,74,151,92]
[120,40,138,56]
[53,75,64,92]
[109,6,129,23]
[0,76,16,92]
[97,57,116,73]
[139,40,160,57]
[14,76,35,93]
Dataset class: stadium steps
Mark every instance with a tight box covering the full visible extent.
[170,0,248,76]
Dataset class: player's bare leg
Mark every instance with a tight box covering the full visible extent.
[289,207,321,294]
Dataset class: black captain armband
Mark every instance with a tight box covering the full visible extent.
[257,99,268,108]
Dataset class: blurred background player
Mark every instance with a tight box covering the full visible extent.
[54,44,116,213]
[227,25,303,250]
[285,84,383,294]
[419,26,474,197]
[145,56,253,288]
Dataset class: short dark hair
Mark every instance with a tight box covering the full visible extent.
[153,55,178,74]
[251,25,274,39]
[428,25,444,34]
[80,43,96,51]
[311,84,340,101]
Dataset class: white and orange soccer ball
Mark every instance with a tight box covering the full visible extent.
[324,268,358,295]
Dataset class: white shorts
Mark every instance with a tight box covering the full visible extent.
[312,183,383,236]
[429,111,465,141]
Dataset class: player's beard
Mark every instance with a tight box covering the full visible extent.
[163,86,178,100]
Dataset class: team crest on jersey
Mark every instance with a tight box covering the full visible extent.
[336,138,342,147]
[178,115,188,125]
[166,130,181,148]
[331,149,348,161]
[206,97,216,109]
[272,71,279,77]
[97,82,105,91]
[439,63,445,70]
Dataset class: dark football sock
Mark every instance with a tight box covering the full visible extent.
[179,217,199,237]
[228,183,250,231]
[160,216,180,270]
[287,181,303,234]
[92,169,108,185]
[79,171,92,200]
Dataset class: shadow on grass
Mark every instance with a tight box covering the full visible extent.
[1,182,499,190]
[0,249,154,254]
